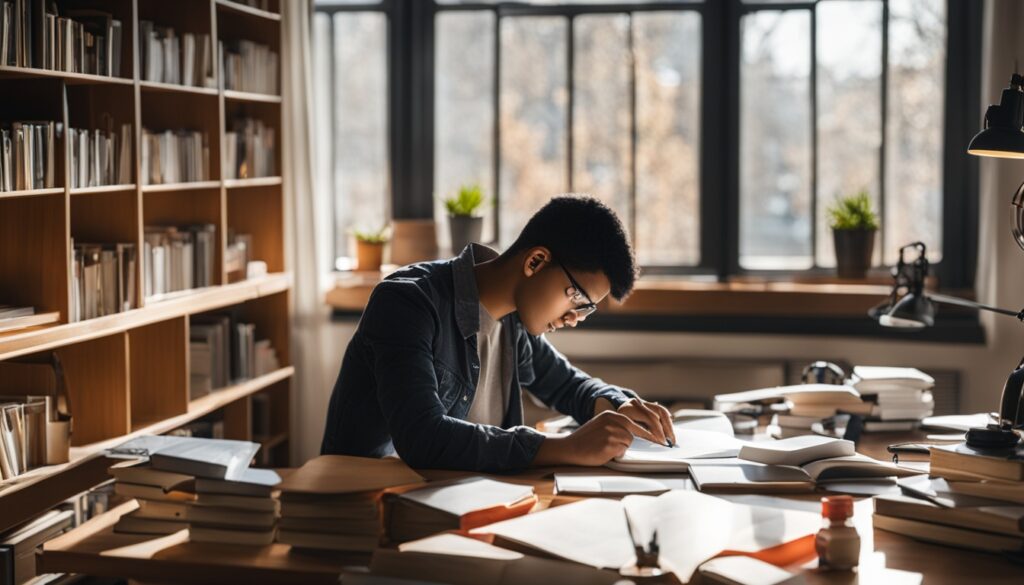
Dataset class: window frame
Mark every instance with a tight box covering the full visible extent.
[314,0,981,291]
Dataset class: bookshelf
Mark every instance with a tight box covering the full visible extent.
[0,0,289,535]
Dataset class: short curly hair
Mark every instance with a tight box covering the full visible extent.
[501,195,639,301]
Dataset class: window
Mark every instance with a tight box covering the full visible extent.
[435,4,703,267]
[312,4,389,262]
[738,0,948,271]
[315,0,977,289]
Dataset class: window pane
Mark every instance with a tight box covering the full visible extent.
[499,16,568,246]
[312,13,334,263]
[435,11,496,252]
[634,11,702,266]
[573,15,631,236]
[331,12,389,257]
[816,1,883,267]
[739,10,812,270]
[885,0,945,264]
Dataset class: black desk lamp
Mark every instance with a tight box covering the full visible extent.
[871,242,1023,449]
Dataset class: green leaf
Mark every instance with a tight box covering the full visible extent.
[443,183,487,216]
[352,224,390,244]
[827,189,880,231]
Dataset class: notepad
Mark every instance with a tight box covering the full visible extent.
[553,474,690,496]
[690,452,917,493]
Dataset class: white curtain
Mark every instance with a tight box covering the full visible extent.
[281,0,335,463]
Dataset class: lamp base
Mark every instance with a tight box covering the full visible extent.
[965,424,1021,449]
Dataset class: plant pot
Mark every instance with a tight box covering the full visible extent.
[355,240,385,272]
[448,215,484,255]
[391,219,439,265]
[833,228,876,279]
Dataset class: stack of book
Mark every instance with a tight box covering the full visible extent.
[0,121,57,192]
[109,460,196,535]
[221,39,278,95]
[41,4,123,77]
[1,0,33,67]
[849,366,935,432]
[276,455,425,552]
[107,436,261,536]
[140,128,209,185]
[188,468,281,546]
[0,355,71,477]
[874,469,1024,553]
[714,384,871,438]
[143,224,216,298]
[224,117,275,180]
[70,241,137,322]
[68,123,133,188]
[139,21,214,88]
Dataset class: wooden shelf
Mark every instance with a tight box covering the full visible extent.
[0,367,293,533]
[0,65,133,86]
[224,176,282,188]
[0,273,291,361]
[256,431,288,450]
[0,187,64,200]
[224,89,282,104]
[216,0,281,22]
[73,366,295,458]
[69,184,137,195]
[141,181,222,193]
[140,80,219,96]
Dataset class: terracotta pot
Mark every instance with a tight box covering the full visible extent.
[390,219,439,265]
[833,229,876,279]
[355,240,385,272]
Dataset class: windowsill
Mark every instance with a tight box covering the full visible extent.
[325,272,984,344]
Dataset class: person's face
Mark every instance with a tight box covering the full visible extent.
[514,247,612,336]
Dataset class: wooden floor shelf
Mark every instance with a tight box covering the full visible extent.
[224,176,283,188]
[224,89,283,104]
[0,65,134,86]
[216,0,281,22]
[0,273,290,361]
[0,366,293,533]
[0,187,65,200]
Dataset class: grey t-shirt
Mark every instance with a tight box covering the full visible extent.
[466,302,511,426]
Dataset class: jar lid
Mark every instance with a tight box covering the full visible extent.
[821,495,854,520]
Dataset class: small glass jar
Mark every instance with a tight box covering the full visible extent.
[815,495,860,571]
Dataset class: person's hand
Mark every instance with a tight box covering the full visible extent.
[533,410,660,467]
[614,398,676,447]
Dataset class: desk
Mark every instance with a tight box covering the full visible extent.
[38,432,1022,585]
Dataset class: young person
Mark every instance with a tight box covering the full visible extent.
[321,195,676,472]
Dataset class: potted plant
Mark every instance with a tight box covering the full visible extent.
[443,184,487,254]
[352,225,389,272]
[827,190,879,279]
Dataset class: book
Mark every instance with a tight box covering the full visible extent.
[946,479,1024,504]
[383,478,537,543]
[689,453,917,493]
[108,460,193,491]
[194,493,278,513]
[605,427,743,473]
[114,511,188,536]
[930,442,1024,482]
[194,467,280,497]
[134,499,192,521]
[851,366,935,391]
[0,509,74,585]
[873,513,1024,553]
[148,437,260,480]
[738,436,855,466]
[874,492,1024,536]
[471,491,820,582]
[186,505,276,530]
[114,482,196,502]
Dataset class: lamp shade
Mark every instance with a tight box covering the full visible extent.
[879,292,935,329]
[968,73,1024,158]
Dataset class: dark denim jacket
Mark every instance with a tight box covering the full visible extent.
[320,244,630,472]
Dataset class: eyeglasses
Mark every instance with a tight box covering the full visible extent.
[558,262,597,318]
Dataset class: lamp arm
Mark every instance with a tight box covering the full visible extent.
[928,292,1024,321]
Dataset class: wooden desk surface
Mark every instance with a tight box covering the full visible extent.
[39,432,1023,585]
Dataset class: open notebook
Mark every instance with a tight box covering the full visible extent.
[605,426,744,473]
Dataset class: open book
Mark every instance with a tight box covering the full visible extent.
[690,435,918,493]
[470,491,820,583]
